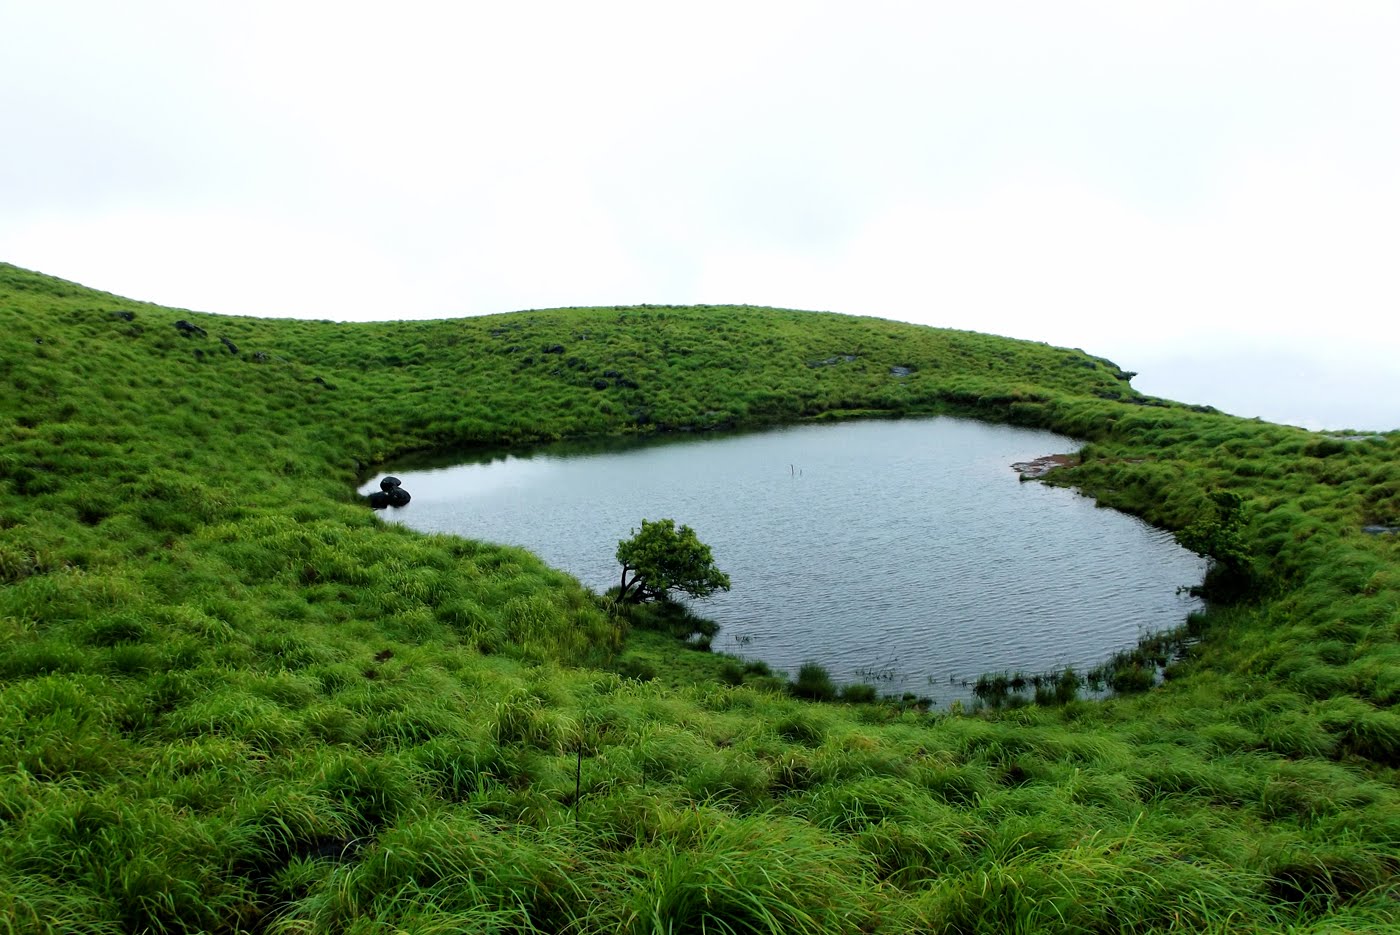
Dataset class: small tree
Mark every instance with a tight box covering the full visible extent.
[1176,489,1257,601]
[615,518,731,604]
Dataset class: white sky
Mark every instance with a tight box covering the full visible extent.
[2,2,1397,429]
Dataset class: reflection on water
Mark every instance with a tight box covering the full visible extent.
[361,417,1207,698]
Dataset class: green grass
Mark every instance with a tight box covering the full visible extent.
[0,260,1396,933]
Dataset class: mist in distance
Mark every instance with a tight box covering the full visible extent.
[1,3,1394,430]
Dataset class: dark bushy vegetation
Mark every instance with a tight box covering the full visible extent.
[0,260,1397,932]
[791,661,839,701]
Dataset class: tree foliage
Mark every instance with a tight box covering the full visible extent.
[1177,491,1248,563]
[1176,489,1257,601]
[616,518,731,604]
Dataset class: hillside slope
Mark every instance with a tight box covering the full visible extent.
[1,262,1396,934]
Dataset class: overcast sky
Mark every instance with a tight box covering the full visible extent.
[2,2,1396,429]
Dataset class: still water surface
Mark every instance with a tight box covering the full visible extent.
[361,418,1206,697]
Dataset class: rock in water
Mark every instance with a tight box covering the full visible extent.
[366,477,410,508]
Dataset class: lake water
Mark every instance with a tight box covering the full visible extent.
[360,417,1207,698]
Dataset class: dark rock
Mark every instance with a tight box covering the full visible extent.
[174,320,208,338]
[616,377,639,389]
[1363,525,1399,535]
[366,481,410,510]
[219,336,239,355]
[253,351,269,362]
[603,370,622,379]
[542,344,565,354]
[109,310,135,322]
[193,348,205,360]
[889,366,914,377]
[593,378,609,390]
[808,354,858,368]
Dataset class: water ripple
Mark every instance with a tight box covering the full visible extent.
[365,417,1206,697]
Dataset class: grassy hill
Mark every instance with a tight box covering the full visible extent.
[0,261,1395,933]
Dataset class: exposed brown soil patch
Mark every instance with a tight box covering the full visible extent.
[1010,453,1079,480]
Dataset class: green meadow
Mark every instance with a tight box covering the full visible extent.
[1,260,1396,934]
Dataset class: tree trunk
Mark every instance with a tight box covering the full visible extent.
[618,566,643,602]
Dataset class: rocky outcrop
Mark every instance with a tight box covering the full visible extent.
[1011,453,1078,481]
[369,475,411,509]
